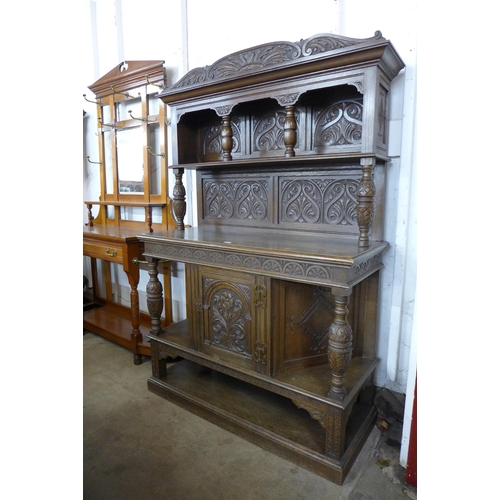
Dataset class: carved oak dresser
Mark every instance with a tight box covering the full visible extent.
[139,31,404,484]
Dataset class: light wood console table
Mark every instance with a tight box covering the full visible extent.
[83,60,175,364]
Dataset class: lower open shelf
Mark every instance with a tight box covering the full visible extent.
[148,358,377,484]
[83,301,153,364]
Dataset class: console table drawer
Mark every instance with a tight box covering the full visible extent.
[83,241,123,263]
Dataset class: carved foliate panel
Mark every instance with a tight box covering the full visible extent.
[202,278,252,358]
[253,110,300,154]
[202,117,242,159]
[203,179,270,221]
[313,100,363,147]
[280,177,359,226]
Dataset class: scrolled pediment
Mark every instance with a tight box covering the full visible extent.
[161,32,386,101]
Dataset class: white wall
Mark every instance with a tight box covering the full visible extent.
[82,0,417,397]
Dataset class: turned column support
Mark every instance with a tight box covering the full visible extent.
[144,206,153,233]
[221,115,233,161]
[357,157,376,247]
[146,257,164,336]
[283,105,297,157]
[327,289,353,401]
[172,167,186,230]
[86,203,94,227]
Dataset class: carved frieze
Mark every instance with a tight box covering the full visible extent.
[146,240,385,288]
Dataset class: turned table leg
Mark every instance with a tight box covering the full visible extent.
[123,262,143,365]
[146,257,164,336]
[327,290,353,401]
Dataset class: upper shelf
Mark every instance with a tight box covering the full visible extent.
[168,152,390,170]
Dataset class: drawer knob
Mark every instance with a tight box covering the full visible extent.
[105,248,118,257]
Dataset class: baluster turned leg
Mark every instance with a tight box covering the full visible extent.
[284,105,297,157]
[129,281,143,365]
[357,157,376,247]
[145,206,153,233]
[86,203,94,227]
[327,291,353,401]
[172,167,186,230]
[146,257,164,336]
[221,115,233,161]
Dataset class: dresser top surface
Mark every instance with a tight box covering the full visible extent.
[139,226,387,265]
[83,224,145,243]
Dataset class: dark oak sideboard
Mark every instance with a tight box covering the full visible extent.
[140,32,404,483]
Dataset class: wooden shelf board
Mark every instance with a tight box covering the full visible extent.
[148,358,377,483]
[168,152,390,171]
[149,319,377,408]
[84,303,152,356]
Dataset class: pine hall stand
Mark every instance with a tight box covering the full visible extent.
[140,32,404,483]
[83,61,175,364]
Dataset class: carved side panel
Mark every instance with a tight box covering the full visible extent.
[376,85,388,152]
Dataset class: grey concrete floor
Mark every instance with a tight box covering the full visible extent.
[83,331,416,500]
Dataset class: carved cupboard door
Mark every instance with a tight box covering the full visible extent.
[189,265,271,375]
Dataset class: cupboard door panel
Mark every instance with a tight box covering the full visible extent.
[196,267,271,374]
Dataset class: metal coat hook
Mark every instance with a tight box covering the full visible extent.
[87,156,102,165]
[83,94,100,104]
[147,147,165,158]
[146,75,164,89]
[98,117,116,128]
[128,110,147,122]
[111,85,132,98]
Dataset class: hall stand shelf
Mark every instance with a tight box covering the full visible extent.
[83,60,175,365]
[140,32,404,482]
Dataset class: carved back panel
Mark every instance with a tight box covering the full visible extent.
[197,163,385,239]
[181,88,365,163]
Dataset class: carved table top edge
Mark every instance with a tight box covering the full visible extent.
[138,227,388,263]
[138,228,388,288]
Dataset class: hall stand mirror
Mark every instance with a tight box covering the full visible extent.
[83,60,176,364]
